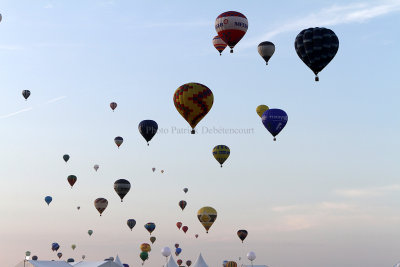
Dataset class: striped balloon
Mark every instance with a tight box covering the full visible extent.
[226,261,237,267]
[212,145,230,167]
[114,136,123,148]
[114,179,131,202]
[212,36,227,55]
[197,206,217,233]
[179,200,187,211]
[294,27,339,81]
[94,198,108,216]
[215,11,248,53]
[173,83,213,134]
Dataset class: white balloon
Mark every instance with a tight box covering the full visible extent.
[161,247,171,257]
[247,251,256,261]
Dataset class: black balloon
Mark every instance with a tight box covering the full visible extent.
[138,120,158,145]
[114,179,131,202]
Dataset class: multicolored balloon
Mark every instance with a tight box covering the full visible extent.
[140,243,151,253]
[197,206,217,233]
[294,27,339,81]
[114,136,123,148]
[226,261,237,267]
[114,179,131,202]
[179,200,187,211]
[173,83,214,134]
[127,219,136,231]
[138,120,158,146]
[22,90,31,100]
[110,102,117,111]
[67,175,77,188]
[212,35,227,55]
[212,145,230,167]
[45,196,52,206]
[144,222,156,235]
[256,105,269,118]
[182,226,188,234]
[176,222,182,230]
[94,198,108,216]
[63,154,70,162]
[215,11,248,53]
[261,109,288,141]
[258,42,275,65]
[237,229,248,243]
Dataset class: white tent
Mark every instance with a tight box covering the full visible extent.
[164,255,179,267]
[192,253,208,267]
[14,260,72,267]
[73,261,122,267]
[114,255,123,267]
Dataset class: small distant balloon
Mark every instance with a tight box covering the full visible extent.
[71,244,76,250]
[57,253,62,259]
[144,222,156,235]
[51,243,60,252]
[110,102,117,111]
[183,188,188,193]
[175,244,179,249]
[114,136,123,148]
[161,247,171,258]
[179,200,187,211]
[258,41,275,65]
[114,179,131,202]
[140,252,149,264]
[176,222,182,230]
[256,105,269,118]
[247,251,256,262]
[63,154,70,162]
[175,247,182,256]
[212,145,230,167]
[94,164,99,171]
[186,260,192,267]
[82,255,86,260]
[140,243,151,253]
[67,175,77,188]
[195,234,199,238]
[138,120,158,146]
[237,229,248,243]
[177,259,183,266]
[88,230,93,236]
[213,35,227,55]
[197,206,217,233]
[150,236,156,244]
[127,219,136,231]
[94,198,108,216]
[25,251,31,257]
[161,170,164,174]
[22,90,30,100]
[226,261,237,267]
[77,206,80,210]
[45,196,52,206]
[152,167,155,172]
[182,226,188,234]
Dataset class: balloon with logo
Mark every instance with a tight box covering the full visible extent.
[223,261,228,267]
[182,226,188,234]
[57,253,62,259]
[256,105,269,118]
[140,243,151,253]
[215,11,248,53]
[114,136,123,148]
[173,83,214,134]
[22,90,31,100]
[63,154,70,162]
[258,42,275,65]
[212,145,230,167]
[144,222,156,235]
[45,196,52,206]
[114,179,131,202]
[94,164,99,172]
[67,175,77,188]
[94,198,108,216]
[176,222,182,230]
[261,109,288,141]
[110,102,117,111]
[197,206,217,233]
[150,236,156,244]
[127,219,136,231]
[140,252,149,265]
[179,200,187,211]
[294,27,339,81]
[237,230,248,243]
[177,259,183,266]
[213,35,227,55]
[139,120,158,146]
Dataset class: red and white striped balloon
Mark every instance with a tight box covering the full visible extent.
[215,11,248,53]
[212,36,227,55]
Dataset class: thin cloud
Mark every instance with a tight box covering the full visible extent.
[46,96,66,104]
[335,184,400,197]
[0,107,33,119]
[241,1,400,48]
[0,45,24,51]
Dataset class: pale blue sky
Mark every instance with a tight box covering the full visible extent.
[1,1,400,266]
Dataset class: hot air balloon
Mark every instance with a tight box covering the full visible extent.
[140,252,149,265]
[63,154,70,162]
[22,90,30,100]
[177,259,183,266]
[213,35,227,55]
[173,83,214,134]
[197,206,217,233]
[237,230,248,243]
[77,206,80,210]
[114,136,123,148]
[140,243,151,253]
[212,145,230,167]
[94,198,108,216]
[175,247,182,256]
[261,109,288,141]
[88,230,93,236]
[161,170,164,173]
[139,120,158,146]
[175,244,179,248]
[144,222,156,235]
[195,234,199,238]
[150,236,156,244]
[226,261,237,267]
[67,258,74,263]
[152,168,156,172]
[182,226,188,234]
[258,42,275,65]
[186,260,192,267]
[0,14,2,23]
[67,175,77,188]
[215,11,248,53]
[161,247,171,258]
[176,222,182,230]
[71,244,76,250]
[223,261,228,267]
[247,252,256,264]
[82,255,86,260]
[127,219,136,231]
[114,179,131,202]
[94,164,99,171]
[256,105,269,118]
[183,188,188,193]
[179,200,187,211]
[294,27,339,81]
[25,251,31,257]
[45,196,52,206]
[57,253,62,259]
[51,243,60,252]
[110,102,117,111]
[123,264,129,267]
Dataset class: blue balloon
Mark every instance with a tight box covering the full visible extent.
[138,120,158,145]
[45,196,52,206]
[123,264,129,267]
[176,247,182,255]
[262,109,288,141]
[67,258,74,263]
[51,242,60,252]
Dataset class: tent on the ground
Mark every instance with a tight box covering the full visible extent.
[14,260,72,267]
[164,255,179,267]
[192,253,208,267]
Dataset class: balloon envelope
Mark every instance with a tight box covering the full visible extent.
[110,102,117,111]
[150,236,156,244]
[144,222,156,235]
[258,41,275,65]
[237,229,248,242]
[88,230,93,236]
[256,105,269,118]
[140,243,151,252]
[215,11,248,52]
[57,253,62,259]
[138,120,158,145]
[197,206,217,233]
[94,198,108,216]
[45,196,52,205]
[261,109,288,141]
[212,145,230,167]
[177,259,183,266]
[179,200,187,210]
[186,260,192,267]
[114,179,131,202]
[176,222,182,230]
[127,219,136,231]
[114,136,123,148]
[226,261,237,267]
[140,252,149,262]
[67,175,77,188]
[182,226,188,233]
[213,35,227,55]
[247,251,256,261]
[175,247,182,256]
[183,188,188,193]
[22,90,31,100]
[63,154,70,162]
[161,247,171,257]
[94,164,99,171]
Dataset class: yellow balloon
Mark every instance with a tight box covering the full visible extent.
[173,83,214,134]
[212,145,230,167]
[140,243,151,253]
[197,206,217,233]
[256,105,269,118]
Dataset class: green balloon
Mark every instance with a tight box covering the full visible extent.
[140,251,149,262]
[63,154,70,162]
[25,251,31,257]
[88,230,93,236]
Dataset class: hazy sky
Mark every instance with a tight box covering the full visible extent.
[1,0,400,267]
